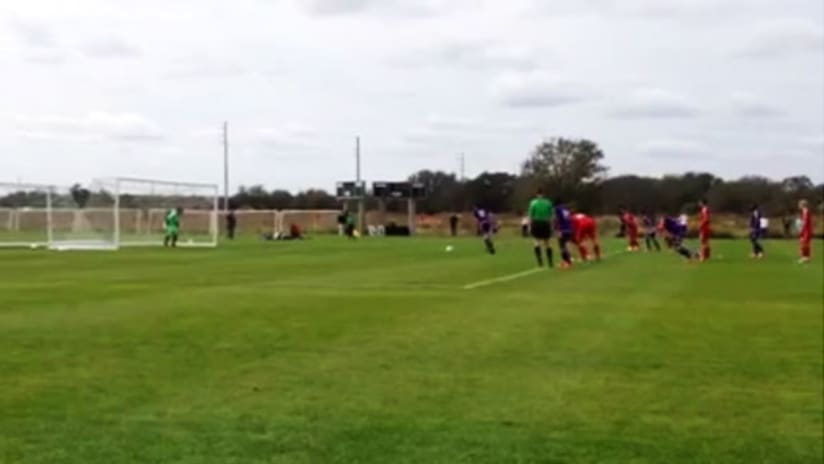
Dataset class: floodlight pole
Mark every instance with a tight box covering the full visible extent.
[223,121,230,213]
[356,136,365,233]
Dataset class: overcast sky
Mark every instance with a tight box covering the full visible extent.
[1,0,823,192]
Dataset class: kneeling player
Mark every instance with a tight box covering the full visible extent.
[572,212,601,261]
[473,205,496,255]
[659,216,697,260]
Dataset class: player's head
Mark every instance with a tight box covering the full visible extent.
[535,188,544,198]
[699,198,708,207]
[799,199,808,210]
[751,204,759,212]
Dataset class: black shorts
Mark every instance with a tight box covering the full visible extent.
[345,224,355,236]
[531,220,552,240]
[559,231,573,243]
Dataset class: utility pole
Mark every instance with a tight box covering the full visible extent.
[223,121,229,212]
[459,153,466,182]
[356,136,365,234]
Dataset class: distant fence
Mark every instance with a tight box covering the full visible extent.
[5,207,816,239]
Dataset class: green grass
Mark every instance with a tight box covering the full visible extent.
[0,237,821,463]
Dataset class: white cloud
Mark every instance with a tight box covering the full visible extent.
[81,36,141,59]
[491,71,585,108]
[611,87,700,119]
[295,0,470,17]
[253,123,321,151]
[395,38,545,71]
[22,49,67,65]
[730,91,784,118]
[14,112,164,142]
[9,18,57,48]
[735,18,824,58]
[638,138,710,158]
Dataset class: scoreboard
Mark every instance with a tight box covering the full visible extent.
[372,181,426,199]
[335,181,366,199]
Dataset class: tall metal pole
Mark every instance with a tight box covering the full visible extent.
[356,136,365,233]
[223,121,229,212]
[460,153,466,181]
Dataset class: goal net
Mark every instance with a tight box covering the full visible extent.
[0,182,53,248]
[114,177,219,247]
[49,181,118,250]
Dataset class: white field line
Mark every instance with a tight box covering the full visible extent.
[462,268,545,290]
[462,249,629,290]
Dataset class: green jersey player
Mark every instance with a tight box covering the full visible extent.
[163,207,182,247]
[528,189,554,267]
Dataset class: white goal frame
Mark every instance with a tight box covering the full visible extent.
[0,182,54,248]
[113,177,220,249]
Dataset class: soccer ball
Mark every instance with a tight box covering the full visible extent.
[445,245,454,253]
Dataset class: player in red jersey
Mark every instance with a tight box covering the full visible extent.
[698,199,711,261]
[621,208,640,252]
[799,199,814,264]
[572,213,601,261]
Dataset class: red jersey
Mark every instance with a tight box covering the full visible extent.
[622,212,637,230]
[573,213,595,230]
[700,206,711,231]
[801,207,813,237]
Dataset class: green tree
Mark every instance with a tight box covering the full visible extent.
[520,137,608,206]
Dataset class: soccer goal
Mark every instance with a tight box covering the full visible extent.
[113,177,219,248]
[48,181,119,250]
[0,182,53,248]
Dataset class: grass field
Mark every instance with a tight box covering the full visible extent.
[1,237,822,463]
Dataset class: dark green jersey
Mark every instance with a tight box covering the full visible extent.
[345,213,356,226]
[528,197,553,221]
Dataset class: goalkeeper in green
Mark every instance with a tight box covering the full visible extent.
[163,207,182,247]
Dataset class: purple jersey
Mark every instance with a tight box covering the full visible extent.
[473,208,491,225]
[662,216,686,238]
[750,210,762,234]
[555,206,572,234]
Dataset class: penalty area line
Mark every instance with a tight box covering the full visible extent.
[462,249,629,290]
[463,268,545,290]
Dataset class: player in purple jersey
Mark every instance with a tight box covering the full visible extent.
[555,203,574,267]
[473,206,496,255]
[658,216,696,260]
[749,205,765,259]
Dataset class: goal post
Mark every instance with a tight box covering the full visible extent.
[0,182,53,248]
[113,177,219,248]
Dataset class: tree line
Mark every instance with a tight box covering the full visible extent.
[229,138,823,216]
[2,138,821,215]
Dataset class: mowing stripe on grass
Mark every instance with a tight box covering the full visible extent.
[462,249,629,290]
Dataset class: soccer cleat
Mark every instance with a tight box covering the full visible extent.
[798,257,810,264]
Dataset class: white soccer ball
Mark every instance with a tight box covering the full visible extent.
[29,244,38,250]
[445,245,454,253]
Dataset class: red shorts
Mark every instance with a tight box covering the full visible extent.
[575,223,597,243]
